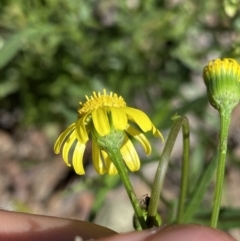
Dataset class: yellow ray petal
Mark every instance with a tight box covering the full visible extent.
[109,107,128,130]
[92,141,107,175]
[125,125,152,155]
[120,135,140,171]
[101,150,118,175]
[92,108,110,136]
[76,115,89,143]
[62,131,77,166]
[152,125,164,142]
[54,123,76,153]
[121,107,152,132]
[72,142,86,175]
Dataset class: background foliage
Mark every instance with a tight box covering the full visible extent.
[1,0,239,128]
[1,0,240,235]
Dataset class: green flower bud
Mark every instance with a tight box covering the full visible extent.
[203,58,240,112]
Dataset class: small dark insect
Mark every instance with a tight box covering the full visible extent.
[133,195,151,229]
[140,194,151,210]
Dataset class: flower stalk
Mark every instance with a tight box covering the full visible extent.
[211,109,231,228]
[147,115,190,227]
[203,58,240,227]
[92,123,148,229]
[106,147,148,230]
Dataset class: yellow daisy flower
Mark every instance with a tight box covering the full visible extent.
[54,89,163,175]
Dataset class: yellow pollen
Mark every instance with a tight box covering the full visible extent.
[78,89,126,115]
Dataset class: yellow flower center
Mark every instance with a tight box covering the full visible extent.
[78,89,126,115]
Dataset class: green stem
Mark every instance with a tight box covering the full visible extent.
[107,148,148,230]
[147,115,190,227]
[177,118,190,223]
[211,110,231,228]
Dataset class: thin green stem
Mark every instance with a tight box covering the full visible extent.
[107,148,148,230]
[211,110,231,228]
[177,118,190,223]
[147,115,190,227]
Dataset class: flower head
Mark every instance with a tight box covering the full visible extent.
[54,89,163,175]
[203,58,240,111]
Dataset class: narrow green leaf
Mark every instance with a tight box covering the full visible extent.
[216,208,240,230]
[0,26,54,69]
[181,154,218,223]
[193,208,240,230]
[0,79,19,98]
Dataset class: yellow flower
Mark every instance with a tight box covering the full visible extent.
[54,89,163,175]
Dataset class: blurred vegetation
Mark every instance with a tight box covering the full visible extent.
[1,0,240,231]
[1,0,239,129]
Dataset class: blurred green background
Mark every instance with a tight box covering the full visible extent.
[2,0,240,128]
[1,0,240,237]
